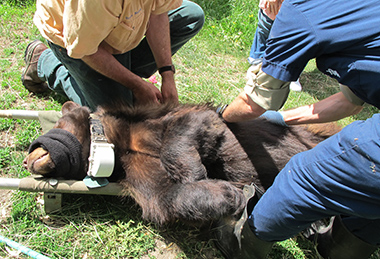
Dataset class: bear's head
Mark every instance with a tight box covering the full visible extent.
[23,101,91,180]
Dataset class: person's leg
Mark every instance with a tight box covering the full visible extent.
[247,9,302,90]
[312,216,378,259]
[341,216,380,245]
[131,0,204,77]
[37,47,88,106]
[39,42,133,111]
[249,114,380,246]
[248,9,273,65]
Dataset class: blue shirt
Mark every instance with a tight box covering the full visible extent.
[262,0,380,109]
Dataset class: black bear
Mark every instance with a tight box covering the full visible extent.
[24,101,340,225]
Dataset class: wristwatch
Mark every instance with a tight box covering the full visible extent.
[158,65,175,75]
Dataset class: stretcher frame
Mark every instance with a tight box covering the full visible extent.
[0,109,126,213]
[0,177,125,213]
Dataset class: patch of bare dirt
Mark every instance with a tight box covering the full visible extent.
[141,239,184,259]
[0,131,16,149]
[142,237,222,259]
[0,189,13,223]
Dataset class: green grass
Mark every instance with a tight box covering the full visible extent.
[0,0,379,258]
[7,193,158,258]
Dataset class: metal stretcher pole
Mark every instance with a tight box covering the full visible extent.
[0,178,21,190]
[0,110,39,120]
[0,110,62,132]
[0,177,127,213]
[0,177,125,196]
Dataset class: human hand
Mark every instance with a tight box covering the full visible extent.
[161,74,179,104]
[259,0,283,20]
[132,80,163,105]
[260,110,288,127]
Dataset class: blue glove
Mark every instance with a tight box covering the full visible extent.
[260,111,288,127]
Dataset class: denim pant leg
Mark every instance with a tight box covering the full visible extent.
[249,115,380,245]
[37,42,134,111]
[37,49,88,106]
[248,9,274,64]
[131,0,204,77]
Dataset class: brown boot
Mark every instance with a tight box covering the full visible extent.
[21,40,49,93]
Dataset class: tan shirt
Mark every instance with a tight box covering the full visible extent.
[34,0,182,59]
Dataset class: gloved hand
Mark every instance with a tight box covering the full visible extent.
[260,110,288,127]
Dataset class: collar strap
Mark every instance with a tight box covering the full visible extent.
[87,114,115,178]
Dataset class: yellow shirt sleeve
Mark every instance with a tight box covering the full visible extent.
[152,0,182,14]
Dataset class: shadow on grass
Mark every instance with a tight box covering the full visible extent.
[33,90,70,107]
[193,0,233,20]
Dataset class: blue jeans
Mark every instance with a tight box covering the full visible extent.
[248,9,274,65]
[36,0,204,111]
[249,114,380,246]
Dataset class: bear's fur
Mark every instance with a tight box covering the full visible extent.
[24,101,340,225]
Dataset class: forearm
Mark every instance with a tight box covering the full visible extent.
[222,92,266,122]
[146,12,173,69]
[81,43,162,104]
[81,44,143,91]
[282,92,363,125]
[146,12,178,103]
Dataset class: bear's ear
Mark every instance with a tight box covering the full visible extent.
[61,101,81,115]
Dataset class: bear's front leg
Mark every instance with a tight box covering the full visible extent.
[160,179,246,223]
[160,137,208,183]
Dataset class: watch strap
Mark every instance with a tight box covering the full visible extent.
[158,65,175,75]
